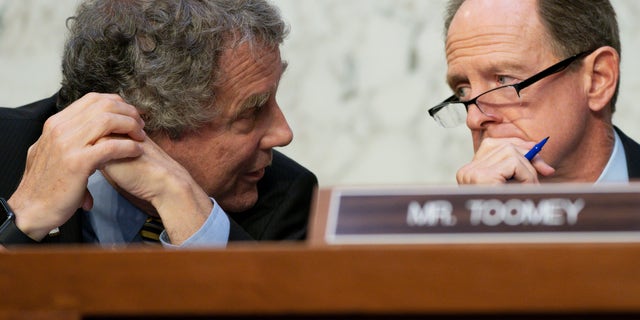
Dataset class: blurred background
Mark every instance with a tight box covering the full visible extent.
[1,0,639,188]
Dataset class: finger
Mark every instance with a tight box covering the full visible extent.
[85,137,145,168]
[531,156,556,177]
[46,93,126,128]
[458,147,539,184]
[84,94,144,127]
[60,93,130,118]
[456,161,516,184]
[76,111,146,144]
[48,93,144,137]
[474,137,533,158]
[508,161,540,183]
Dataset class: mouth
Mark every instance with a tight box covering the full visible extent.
[244,167,266,182]
[479,125,532,141]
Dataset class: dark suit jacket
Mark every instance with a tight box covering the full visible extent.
[0,94,317,243]
[616,126,640,180]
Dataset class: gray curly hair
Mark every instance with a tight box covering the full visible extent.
[59,0,289,138]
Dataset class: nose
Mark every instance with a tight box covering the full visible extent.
[466,102,503,129]
[260,102,293,149]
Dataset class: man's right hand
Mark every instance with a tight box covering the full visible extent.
[7,93,146,241]
[456,137,556,185]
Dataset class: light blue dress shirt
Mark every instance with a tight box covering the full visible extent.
[596,130,629,184]
[84,172,230,247]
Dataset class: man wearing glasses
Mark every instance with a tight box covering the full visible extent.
[428,0,640,184]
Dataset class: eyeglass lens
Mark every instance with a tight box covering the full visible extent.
[434,86,522,128]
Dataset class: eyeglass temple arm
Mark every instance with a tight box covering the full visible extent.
[428,94,459,117]
[514,50,593,93]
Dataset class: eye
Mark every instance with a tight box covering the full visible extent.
[231,115,256,133]
[247,104,264,119]
[497,75,517,86]
[230,103,267,133]
[455,86,471,100]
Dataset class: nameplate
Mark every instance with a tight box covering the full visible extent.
[309,183,640,245]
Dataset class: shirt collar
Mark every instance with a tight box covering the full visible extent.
[596,129,629,184]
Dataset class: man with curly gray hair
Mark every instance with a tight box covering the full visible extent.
[0,0,317,246]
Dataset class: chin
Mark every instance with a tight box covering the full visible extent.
[217,190,259,213]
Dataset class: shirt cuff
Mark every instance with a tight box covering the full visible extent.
[159,198,230,248]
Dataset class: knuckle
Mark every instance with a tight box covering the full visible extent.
[89,112,119,132]
[83,92,101,100]
[26,142,38,157]
[93,97,117,112]
[42,116,59,132]
[43,119,66,140]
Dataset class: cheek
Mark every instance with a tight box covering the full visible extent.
[195,144,241,182]
[540,88,587,132]
[197,138,260,191]
[162,137,232,191]
[533,99,589,163]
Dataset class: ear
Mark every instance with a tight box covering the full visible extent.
[584,46,619,112]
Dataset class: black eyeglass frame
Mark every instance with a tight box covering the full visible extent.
[428,49,596,118]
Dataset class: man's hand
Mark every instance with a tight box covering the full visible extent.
[456,137,556,185]
[100,137,213,246]
[8,93,146,241]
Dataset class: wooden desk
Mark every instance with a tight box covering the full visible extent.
[1,243,640,319]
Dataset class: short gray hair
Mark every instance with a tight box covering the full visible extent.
[444,0,620,112]
[59,0,289,137]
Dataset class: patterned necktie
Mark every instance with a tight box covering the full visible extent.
[140,216,164,244]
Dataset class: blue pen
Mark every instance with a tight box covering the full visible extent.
[524,136,549,161]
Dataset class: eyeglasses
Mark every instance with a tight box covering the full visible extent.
[428,49,595,128]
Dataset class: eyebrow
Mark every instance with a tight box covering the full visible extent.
[446,73,467,90]
[239,92,270,114]
[446,60,529,90]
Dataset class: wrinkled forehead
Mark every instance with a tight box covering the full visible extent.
[445,0,553,68]
[214,41,284,86]
[445,0,548,55]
